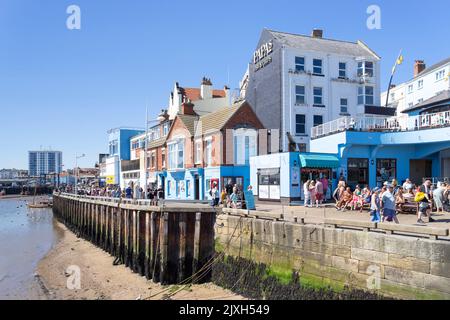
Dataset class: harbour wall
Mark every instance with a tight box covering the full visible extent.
[216,209,450,300]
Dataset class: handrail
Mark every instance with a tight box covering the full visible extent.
[311,110,450,139]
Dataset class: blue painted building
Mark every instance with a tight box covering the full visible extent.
[103,127,145,186]
[310,114,450,189]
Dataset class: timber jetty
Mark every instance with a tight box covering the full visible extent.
[53,193,215,285]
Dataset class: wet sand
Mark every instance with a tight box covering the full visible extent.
[36,221,244,300]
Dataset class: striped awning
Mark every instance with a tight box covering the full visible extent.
[299,154,339,169]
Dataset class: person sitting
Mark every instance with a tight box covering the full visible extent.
[337,187,353,211]
[395,187,405,213]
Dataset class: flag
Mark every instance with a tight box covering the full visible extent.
[391,51,404,75]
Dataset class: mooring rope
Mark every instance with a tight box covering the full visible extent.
[142,215,245,300]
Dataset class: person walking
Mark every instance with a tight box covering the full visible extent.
[315,178,324,208]
[303,180,311,207]
[308,181,316,208]
[370,187,381,223]
[125,185,133,199]
[210,182,220,207]
[381,185,399,224]
[433,183,446,213]
[320,175,329,203]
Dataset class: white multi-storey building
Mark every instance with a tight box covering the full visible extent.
[243,29,392,152]
[382,58,450,117]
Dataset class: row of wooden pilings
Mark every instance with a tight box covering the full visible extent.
[52,194,216,285]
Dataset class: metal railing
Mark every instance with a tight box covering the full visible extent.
[311,110,450,139]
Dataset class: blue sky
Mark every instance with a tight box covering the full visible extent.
[1,0,449,169]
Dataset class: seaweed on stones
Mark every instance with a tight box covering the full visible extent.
[211,255,392,300]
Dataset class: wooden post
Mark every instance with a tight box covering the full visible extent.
[144,211,151,279]
[159,212,169,285]
[192,212,202,282]
[178,212,187,283]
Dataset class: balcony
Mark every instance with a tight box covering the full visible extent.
[311,110,450,139]
[121,159,140,172]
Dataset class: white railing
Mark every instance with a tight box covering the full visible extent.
[311,110,450,139]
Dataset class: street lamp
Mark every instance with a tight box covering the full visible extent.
[75,153,86,194]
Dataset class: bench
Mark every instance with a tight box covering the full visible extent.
[397,197,418,214]
[377,223,449,240]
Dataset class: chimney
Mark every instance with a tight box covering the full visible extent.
[312,29,323,38]
[200,77,213,100]
[181,102,195,116]
[414,60,426,77]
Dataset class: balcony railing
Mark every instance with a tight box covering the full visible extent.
[311,110,450,139]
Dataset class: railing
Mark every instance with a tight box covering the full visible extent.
[311,110,450,139]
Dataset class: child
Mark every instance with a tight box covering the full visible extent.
[370,187,381,223]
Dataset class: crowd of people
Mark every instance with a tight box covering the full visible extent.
[328,178,450,224]
[209,182,253,209]
[59,183,165,205]
[303,176,330,208]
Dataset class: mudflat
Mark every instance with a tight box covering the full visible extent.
[36,222,244,300]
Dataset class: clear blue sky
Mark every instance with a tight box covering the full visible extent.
[1,0,449,169]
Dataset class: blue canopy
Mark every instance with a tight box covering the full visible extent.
[299,154,339,169]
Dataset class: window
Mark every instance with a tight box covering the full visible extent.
[313,115,323,127]
[150,151,156,168]
[295,57,305,72]
[205,139,213,166]
[340,98,348,114]
[418,80,424,89]
[295,85,305,104]
[408,102,414,108]
[390,92,395,102]
[418,98,423,104]
[258,168,281,200]
[297,144,307,153]
[234,129,257,165]
[313,59,323,75]
[357,61,374,77]
[376,159,397,185]
[109,140,118,155]
[168,140,184,170]
[408,84,413,94]
[163,123,169,136]
[347,158,369,188]
[296,114,306,135]
[338,62,346,78]
[358,86,374,105]
[161,149,166,168]
[313,87,323,105]
[436,70,445,81]
[195,140,202,164]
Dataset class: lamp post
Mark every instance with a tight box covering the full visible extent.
[75,153,86,194]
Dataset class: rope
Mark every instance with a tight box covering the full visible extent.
[143,216,245,300]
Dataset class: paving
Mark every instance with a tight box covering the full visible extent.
[254,202,450,227]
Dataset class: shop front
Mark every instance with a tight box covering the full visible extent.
[298,153,339,200]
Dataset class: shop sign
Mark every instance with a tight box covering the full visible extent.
[253,40,274,72]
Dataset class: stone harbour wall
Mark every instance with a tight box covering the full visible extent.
[215,214,450,300]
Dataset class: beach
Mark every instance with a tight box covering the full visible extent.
[36,221,243,300]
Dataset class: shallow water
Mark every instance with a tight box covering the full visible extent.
[0,197,61,300]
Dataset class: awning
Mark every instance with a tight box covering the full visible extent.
[299,154,339,169]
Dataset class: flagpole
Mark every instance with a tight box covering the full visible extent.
[385,49,403,108]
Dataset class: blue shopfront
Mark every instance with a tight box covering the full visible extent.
[204,166,251,200]
[165,168,205,200]
[310,126,450,188]
[250,152,339,204]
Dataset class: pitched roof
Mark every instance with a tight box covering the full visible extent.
[176,114,199,136]
[148,137,167,149]
[266,29,380,59]
[195,101,246,135]
[181,88,226,101]
[402,90,450,113]
[416,57,450,78]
